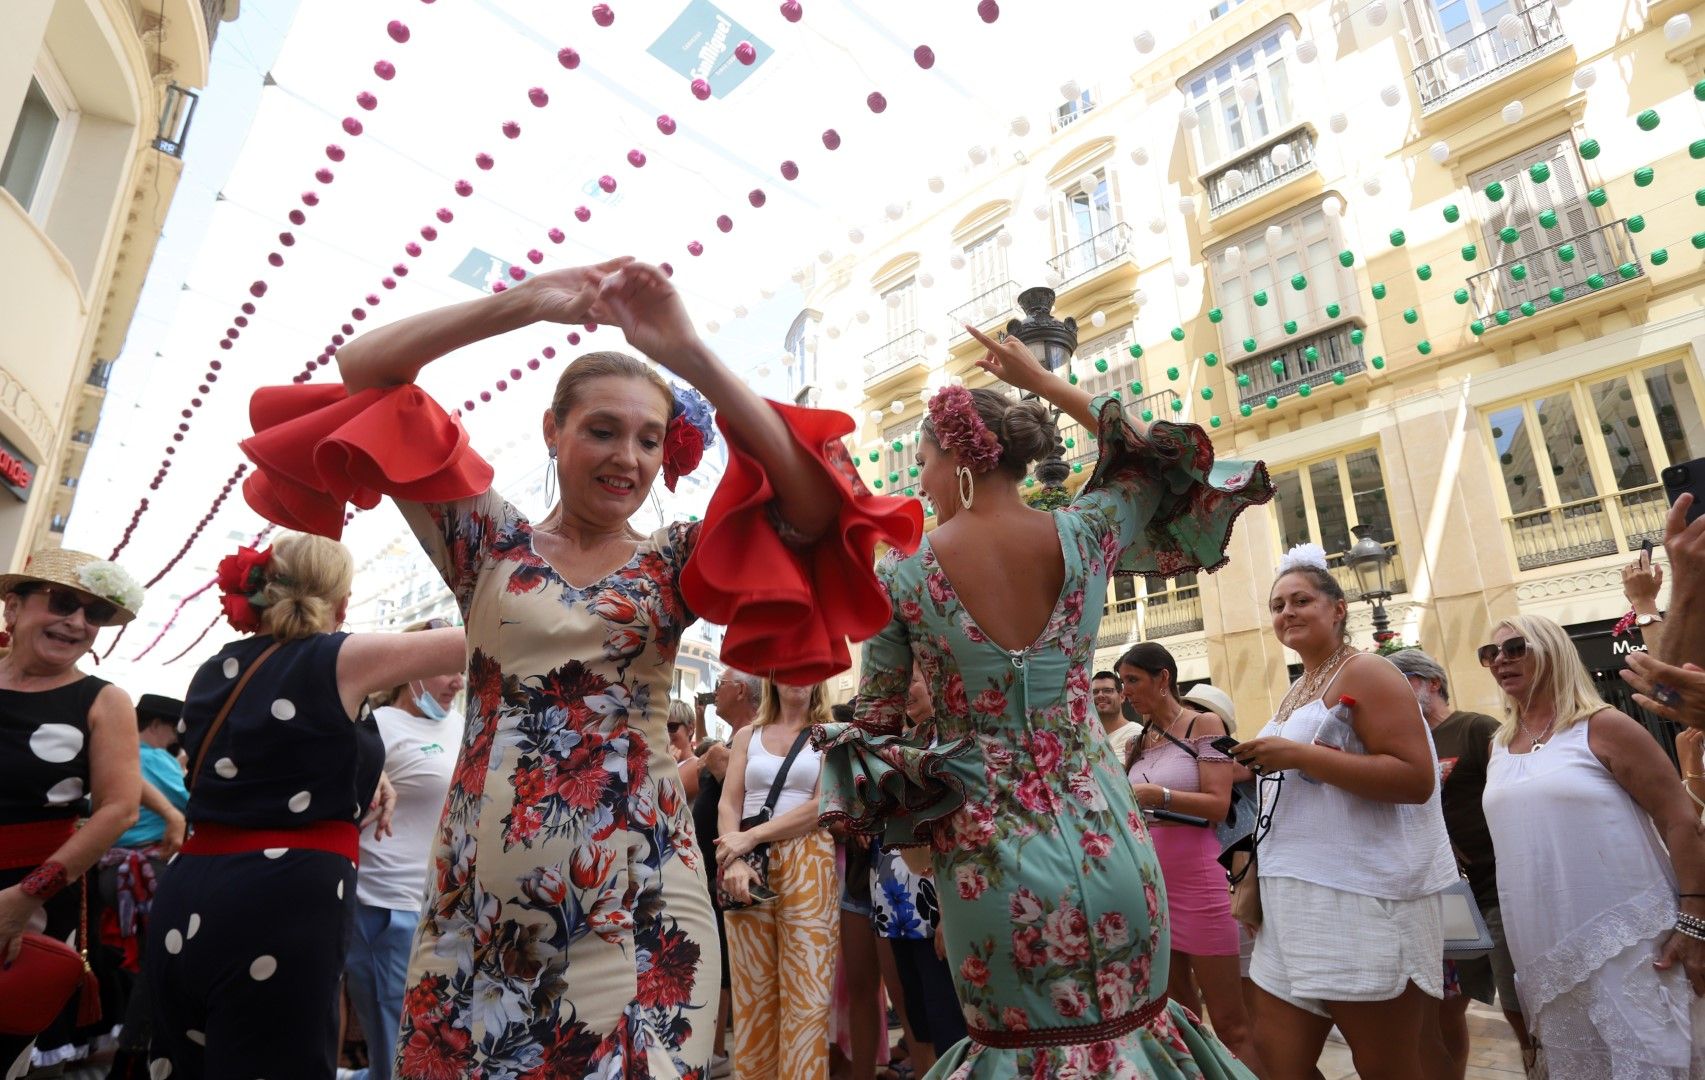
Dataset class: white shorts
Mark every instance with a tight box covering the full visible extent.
[1251,876,1445,1017]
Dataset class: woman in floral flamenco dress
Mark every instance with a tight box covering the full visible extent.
[815,326,1272,1078]
[238,258,921,1079]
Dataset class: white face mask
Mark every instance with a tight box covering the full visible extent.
[412,682,450,722]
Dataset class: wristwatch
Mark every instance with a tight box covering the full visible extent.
[1637,612,1664,627]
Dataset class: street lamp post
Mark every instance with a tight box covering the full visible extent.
[1345,524,1396,645]
[1005,287,1078,490]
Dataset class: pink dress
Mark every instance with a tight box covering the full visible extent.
[1127,734,1240,956]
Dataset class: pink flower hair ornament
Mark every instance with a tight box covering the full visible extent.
[926,386,1002,474]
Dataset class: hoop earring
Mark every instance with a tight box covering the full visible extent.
[956,466,975,511]
[544,449,558,507]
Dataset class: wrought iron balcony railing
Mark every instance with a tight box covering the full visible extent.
[1047,223,1133,286]
[949,281,1018,341]
[1228,323,1365,407]
[862,329,928,386]
[1412,1,1567,112]
[1466,219,1642,325]
[1204,125,1317,217]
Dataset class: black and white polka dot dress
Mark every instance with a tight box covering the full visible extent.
[146,632,383,1078]
[0,675,109,1074]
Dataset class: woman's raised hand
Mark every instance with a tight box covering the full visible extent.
[594,261,704,375]
[515,257,635,325]
[965,324,1048,394]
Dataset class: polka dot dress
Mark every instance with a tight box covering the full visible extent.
[146,633,382,1077]
[0,674,111,1068]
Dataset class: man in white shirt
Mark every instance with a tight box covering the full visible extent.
[1095,669,1140,764]
[342,640,466,1080]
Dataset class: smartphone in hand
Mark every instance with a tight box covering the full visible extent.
[1209,735,1239,757]
[1662,457,1705,523]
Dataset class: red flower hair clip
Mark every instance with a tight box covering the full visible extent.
[215,544,273,633]
[664,386,716,492]
[926,385,1002,474]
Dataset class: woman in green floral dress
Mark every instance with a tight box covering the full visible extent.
[815,327,1272,1078]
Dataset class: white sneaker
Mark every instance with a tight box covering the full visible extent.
[708,1051,732,1078]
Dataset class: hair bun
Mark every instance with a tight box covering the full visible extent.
[998,397,1055,471]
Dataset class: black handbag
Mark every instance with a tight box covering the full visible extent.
[718,728,813,910]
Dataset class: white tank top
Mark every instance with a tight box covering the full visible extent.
[741,725,821,819]
[1255,657,1458,900]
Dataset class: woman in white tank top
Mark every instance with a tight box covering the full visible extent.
[1479,614,1705,1079]
[715,679,835,1080]
[1231,545,1457,1080]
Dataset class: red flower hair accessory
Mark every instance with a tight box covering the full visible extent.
[215,544,273,633]
[663,385,715,492]
[926,385,1002,474]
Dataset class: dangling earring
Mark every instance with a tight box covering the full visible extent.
[544,448,558,507]
[957,466,975,511]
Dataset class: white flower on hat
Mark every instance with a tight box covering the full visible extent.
[76,560,144,615]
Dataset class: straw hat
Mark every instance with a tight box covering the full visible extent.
[1182,683,1238,735]
[0,548,144,625]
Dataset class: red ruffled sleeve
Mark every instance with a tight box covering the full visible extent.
[238,384,493,540]
[682,400,923,686]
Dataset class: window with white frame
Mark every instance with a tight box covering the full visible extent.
[1,60,78,221]
[1075,326,1136,401]
[1209,202,1352,355]
[963,230,1010,299]
[881,278,918,344]
[1184,24,1296,170]
[1054,86,1097,130]
[880,417,922,494]
[1053,166,1123,273]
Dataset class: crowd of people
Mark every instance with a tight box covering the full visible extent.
[3,255,1704,1080]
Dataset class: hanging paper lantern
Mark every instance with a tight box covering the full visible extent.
[1366,0,1388,24]
[1510,264,1528,281]
[1417,340,1433,355]
[1441,204,1461,224]
[1130,146,1150,166]
[782,0,804,21]
[1499,225,1520,243]
[1283,320,1298,335]
[529,87,550,107]
[1204,352,1219,366]
[1627,214,1646,234]
[1634,167,1655,187]
[1241,403,1254,417]
[1326,303,1341,318]
[1130,379,1144,393]
[356,91,378,111]
[1652,248,1670,265]
[1170,327,1186,341]
[1148,216,1167,234]
[1429,141,1451,165]
[1618,262,1639,280]
[1501,101,1524,124]
[1266,395,1280,410]
[1666,13,1694,42]
[1128,344,1144,359]
[1338,249,1355,267]
[1254,290,1269,306]
[1207,308,1223,323]
[1295,38,1318,62]
[1172,269,1190,288]
[1372,283,1387,300]
[1638,109,1661,131]
[1402,308,1418,324]
[1350,328,1366,344]
[1270,359,1285,375]
[1362,175,1382,196]
[1291,273,1308,290]
[1179,107,1200,130]
[1321,195,1344,218]
[1141,409,1155,422]
[1571,65,1597,92]
[867,92,888,113]
[1167,366,1180,380]
[1371,355,1387,369]
[1417,264,1433,281]
[1223,245,1243,269]
[1298,383,1313,398]
[1694,233,1705,250]
[1330,112,1349,134]
[1484,181,1505,202]
[1244,337,1258,352]
[1379,85,1401,107]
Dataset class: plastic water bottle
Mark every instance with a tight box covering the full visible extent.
[1299,695,1361,784]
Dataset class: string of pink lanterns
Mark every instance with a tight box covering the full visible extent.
[109,0,1017,659]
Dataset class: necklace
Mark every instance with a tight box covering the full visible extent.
[1276,642,1355,728]
[1517,711,1555,752]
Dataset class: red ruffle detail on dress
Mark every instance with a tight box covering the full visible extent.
[682,400,923,685]
[239,384,493,540]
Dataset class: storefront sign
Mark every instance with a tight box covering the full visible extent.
[0,434,36,501]
[647,0,771,98]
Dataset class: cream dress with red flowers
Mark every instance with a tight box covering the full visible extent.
[391,490,718,1080]
[816,395,1272,1079]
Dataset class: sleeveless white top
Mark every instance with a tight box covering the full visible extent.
[1255,658,1457,901]
[1484,716,1700,1076]
[741,725,822,819]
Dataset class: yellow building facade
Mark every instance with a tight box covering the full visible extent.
[0,0,234,567]
[819,0,1704,724]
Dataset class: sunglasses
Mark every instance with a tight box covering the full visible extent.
[23,585,121,627]
[1477,637,1528,667]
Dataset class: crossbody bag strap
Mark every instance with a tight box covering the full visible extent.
[188,641,285,794]
[758,728,815,818]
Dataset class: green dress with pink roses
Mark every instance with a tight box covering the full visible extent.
[815,394,1272,1079]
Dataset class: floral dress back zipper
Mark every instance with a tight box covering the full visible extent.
[816,394,1272,1079]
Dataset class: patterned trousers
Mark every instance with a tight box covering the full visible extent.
[726,829,839,1080]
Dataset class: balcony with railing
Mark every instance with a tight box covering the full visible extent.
[1412,1,1567,112]
[1099,582,1206,643]
[1467,219,1643,326]
[1228,323,1365,407]
[1504,482,1666,571]
[950,280,1018,342]
[863,329,929,392]
[1204,124,1318,218]
[1048,223,1133,289]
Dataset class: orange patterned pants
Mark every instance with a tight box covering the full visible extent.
[725,829,839,1080]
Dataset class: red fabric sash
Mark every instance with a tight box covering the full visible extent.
[180,821,359,862]
[0,819,76,869]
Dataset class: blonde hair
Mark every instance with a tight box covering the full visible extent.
[754,679,832,728]
[666,699,695,732]
[256,532,354,642]
[1490,614,1607,747]
[551,351,672,423]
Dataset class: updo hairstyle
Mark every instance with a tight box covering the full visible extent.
[550,351,674,423]
[256,532,354,642]
[923,387,1057,478]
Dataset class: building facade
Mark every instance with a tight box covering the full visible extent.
[0,0,234,566]
[821,0,1702,725]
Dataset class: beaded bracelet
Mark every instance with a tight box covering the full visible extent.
[1673,922,1705,943]
[19,860,68,901]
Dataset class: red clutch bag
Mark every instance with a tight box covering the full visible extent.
[0,932,88,1036]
